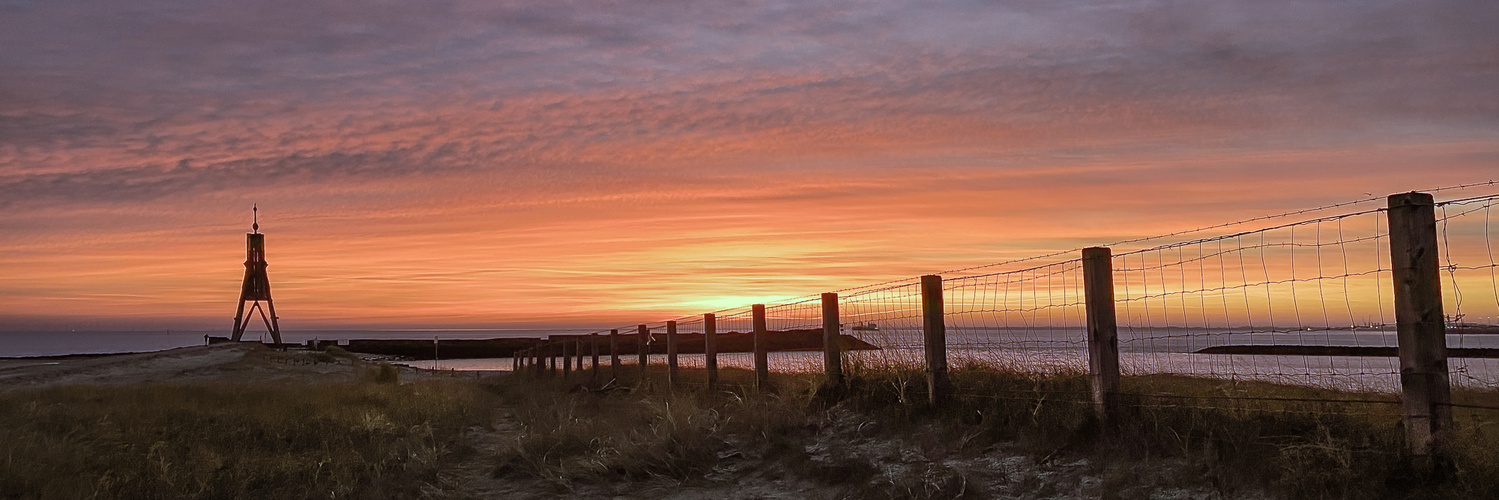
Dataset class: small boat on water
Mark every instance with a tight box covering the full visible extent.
[851,323,879,332]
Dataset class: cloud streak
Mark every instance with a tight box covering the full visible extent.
[2,0,1496,329]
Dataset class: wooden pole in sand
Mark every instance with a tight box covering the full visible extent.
[637,324,649,373]
[822,292,843,386]
[561,338,572,377]
[552,342,561,376]
[1388,192,1453,458]
[667,320,679,387]
[753,304,770,390]
[1083,247,1121,423]
[921,275,949,407]
[704,313,718,390]
[610,329,620,376]
[590,332,600,381]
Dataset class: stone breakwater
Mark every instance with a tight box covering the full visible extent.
[208,328,879,360]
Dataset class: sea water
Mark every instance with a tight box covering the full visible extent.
[8,327,1497,393]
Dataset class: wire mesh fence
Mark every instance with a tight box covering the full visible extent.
[1438,194,1499,390]
[532,190,1499,415]
[712,307,757,373]
[1110,209,1401,391]
[762,297,825,372]
[943,259,1089,375]
[838,279,925,371]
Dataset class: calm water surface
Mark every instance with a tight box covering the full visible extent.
[8,327,1497,392]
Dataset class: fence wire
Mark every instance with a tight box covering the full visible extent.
[839,279,926,371]
[713,307,756,374]
[1107,209,1399,391]
[943,260,1088,374]
[569,191,1499,404]
[1438,194,1499,389]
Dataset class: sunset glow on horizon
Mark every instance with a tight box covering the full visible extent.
[3,0,1497,331]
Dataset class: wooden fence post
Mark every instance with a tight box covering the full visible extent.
[610,329,620,376]
[591,332,600,381]
[575,340,583,370]
[753,304,770,390]
[562,338,572,377]
[822,292,843,385]
[1082,247,1122,422]
[667,320,679,387]
[921,274,949,406]
[637,324,649,373]
[1388,192,1453,457]
[549,342,557,375]
[704,313,718,390]
[535,347,544,376]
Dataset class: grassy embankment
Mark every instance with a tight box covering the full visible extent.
[4,350,1499,498]
[493,362,1499,498]
[0,356,490,499]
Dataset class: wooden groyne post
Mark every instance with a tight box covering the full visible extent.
[590,332,600,381]
[1082,247,1121,422]
[822,292,843,385]
[753,304,770,390]
[921,274,949,406]
[1388,192,1453,457]
[637,324,649,372]
[561,338,572,377]
[704,313,718,390]
[610,329,620,376]
[575,340,583,370]
[667,320,679,387]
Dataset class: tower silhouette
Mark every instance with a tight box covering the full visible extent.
[231,205,283,343]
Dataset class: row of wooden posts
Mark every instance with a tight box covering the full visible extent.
[512,302,801,391]
[513,192,1453,457]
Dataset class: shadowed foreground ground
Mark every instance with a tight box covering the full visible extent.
[3,343,1497,499]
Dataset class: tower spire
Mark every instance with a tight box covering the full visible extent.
[252,204,259,233]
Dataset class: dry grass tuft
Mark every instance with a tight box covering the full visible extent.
[0,380,493,499]
[484,375,812,491]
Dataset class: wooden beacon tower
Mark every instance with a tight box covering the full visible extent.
[231,205,283,343]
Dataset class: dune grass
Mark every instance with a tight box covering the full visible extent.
[0,374,494,499]
[485,368,809,484]
[517,362,1499,498]
[6,357,1498,499]
[831,364,1499,498]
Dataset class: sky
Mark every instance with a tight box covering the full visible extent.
[2,0,1497,331]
